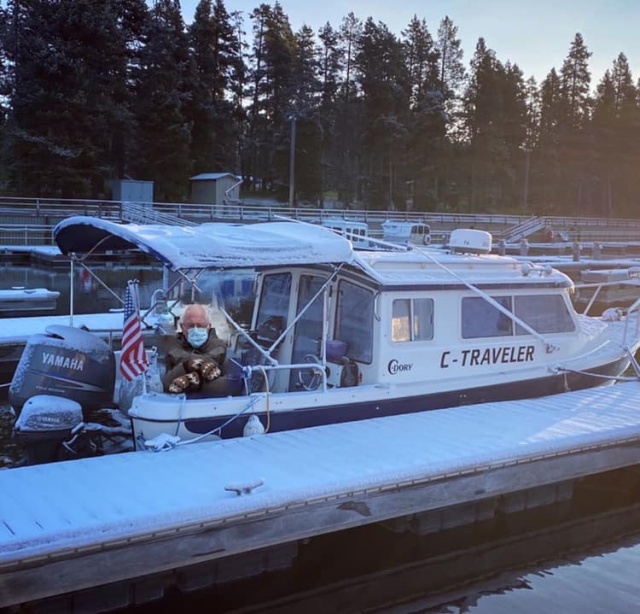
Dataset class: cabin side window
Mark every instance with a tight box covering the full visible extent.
[255,272,292,344]
[461,296,513,339]
[392,298,434,342]
[335,280,374,363]
[514,294,575,334]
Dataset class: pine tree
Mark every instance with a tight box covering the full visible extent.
[290,24,323,203]
[435,16,465,139]
[132,0,193,202]
[4,0,144,197]
[401,15,446,209]
[560,33,592,129]
[537,68,563,212]
[316,22,343,202]
[463,39,526,211]
[402,16,439,107]
[335,12,362,204]
[558,33,593,215]
[592,53,639,216]
[355,18,410,210]
[244,2,297,200]
[521,76,540,211]
[188,0,244,175]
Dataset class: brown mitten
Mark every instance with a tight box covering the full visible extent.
[200,361,222,381]
[185,357,205,373]
[168,371,202,393]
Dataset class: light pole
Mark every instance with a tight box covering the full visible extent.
[289,115,297,208]
[521,148,530,212]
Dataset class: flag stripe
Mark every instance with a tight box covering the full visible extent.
[120,281,149,382]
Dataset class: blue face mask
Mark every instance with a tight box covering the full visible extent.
[186,327,208,348]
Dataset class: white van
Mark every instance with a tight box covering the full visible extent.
[382,221,431,246]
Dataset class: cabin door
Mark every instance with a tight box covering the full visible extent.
[289,274,328,391]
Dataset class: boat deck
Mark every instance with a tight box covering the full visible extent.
[2,381,640,607]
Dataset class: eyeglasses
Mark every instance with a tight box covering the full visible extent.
[182,322,209,330]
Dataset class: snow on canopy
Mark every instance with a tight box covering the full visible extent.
[53,217,354,271]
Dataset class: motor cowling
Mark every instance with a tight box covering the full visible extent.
[12,395,84,465]
[9,325,116,416]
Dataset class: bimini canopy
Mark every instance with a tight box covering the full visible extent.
[53,216,354,271]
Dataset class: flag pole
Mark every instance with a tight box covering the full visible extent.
[131,279,148,395]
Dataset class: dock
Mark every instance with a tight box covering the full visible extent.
[2,381,640,609]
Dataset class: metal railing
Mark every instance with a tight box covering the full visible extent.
[121,202,195,226]
[2,196,640,246]
[0,224,54,246]
[500,216,546,242]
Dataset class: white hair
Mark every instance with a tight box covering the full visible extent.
[178,303,212,327]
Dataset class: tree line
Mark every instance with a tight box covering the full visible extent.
[1,0,639,217]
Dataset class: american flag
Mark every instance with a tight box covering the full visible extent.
[120,280,149,381]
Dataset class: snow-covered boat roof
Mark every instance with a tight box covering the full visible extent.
[352,247,574,288]
[53,217,354,271]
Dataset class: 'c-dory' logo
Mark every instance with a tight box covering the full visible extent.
[41,351,85,371]
[388,359,413,375]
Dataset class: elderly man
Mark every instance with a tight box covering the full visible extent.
[163,304,228,395]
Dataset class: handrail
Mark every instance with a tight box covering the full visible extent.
[500,216,546,242]
[2,196,640,245]
[121,202,195,227]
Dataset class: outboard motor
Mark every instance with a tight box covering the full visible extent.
[9,325,116,463]
[13,395,83,465]
[9,325,116,414]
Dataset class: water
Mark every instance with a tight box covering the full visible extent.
[111,490,640,613]
[0,262,165,317]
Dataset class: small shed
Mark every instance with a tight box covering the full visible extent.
[111,179,154,203]
[190,173,242,205]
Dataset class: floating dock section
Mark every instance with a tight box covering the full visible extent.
[2,382,640,609]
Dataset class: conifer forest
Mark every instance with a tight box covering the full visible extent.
[1,0,639,217]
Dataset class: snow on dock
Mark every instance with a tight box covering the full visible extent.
[2,381,640,567]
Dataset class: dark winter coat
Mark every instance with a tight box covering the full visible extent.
[162,329,227,395]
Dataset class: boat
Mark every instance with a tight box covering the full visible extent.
[7,216,640,462]
[0,286,60,314]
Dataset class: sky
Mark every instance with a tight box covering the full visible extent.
[179,0,640,86]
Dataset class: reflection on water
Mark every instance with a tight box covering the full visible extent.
[106,468,640,614]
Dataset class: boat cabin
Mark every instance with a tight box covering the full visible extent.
[231,229,578,396]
